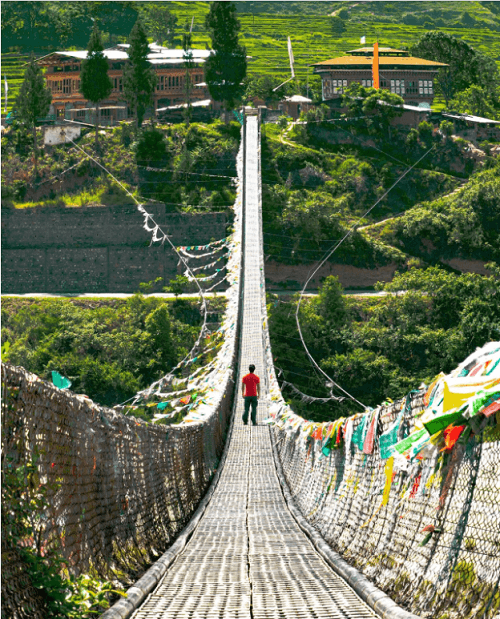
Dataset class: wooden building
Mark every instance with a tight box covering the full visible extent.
[313,46,447,106]
[36,44,211,124]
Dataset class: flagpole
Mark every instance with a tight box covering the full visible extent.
[372,41,380,89]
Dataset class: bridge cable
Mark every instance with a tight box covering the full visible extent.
[294,143,436,409]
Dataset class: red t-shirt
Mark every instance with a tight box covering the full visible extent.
[242,373,260,397]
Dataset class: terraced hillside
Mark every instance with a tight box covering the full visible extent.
[1,53,30,113]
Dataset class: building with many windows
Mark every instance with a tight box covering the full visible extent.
[313,46,447,107]
[36,44,212,124]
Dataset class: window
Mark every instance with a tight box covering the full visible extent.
[331,79,347,94]
[76,109,85,118]
[362,79,373,88]
[391,79,405,95]
[49,80,63,93]
[72,79,80,92]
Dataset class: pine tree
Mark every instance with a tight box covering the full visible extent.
[123,20,157,129]
[80,25,112,150]
[204,1,247,119]
[15,56,51,178]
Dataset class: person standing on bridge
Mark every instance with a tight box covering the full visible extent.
[242,364,260,426]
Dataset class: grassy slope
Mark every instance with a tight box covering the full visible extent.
[260,120,497,273]
[1,120,240,210]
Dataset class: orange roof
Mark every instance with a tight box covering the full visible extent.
[313,56,448,68]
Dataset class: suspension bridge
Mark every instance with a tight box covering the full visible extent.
[3,112,500,619]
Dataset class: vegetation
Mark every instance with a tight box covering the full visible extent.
[80,25,112,149]
[14,56,51,178]
[205,1,247,113]
[268,266,500,421]
[259,115,481,272]
[123,20,157,129]
[142,4,178,47]
[1,119,240,212]
[411,31,500,107]
[364,165,500,264]
[2,456,124,617]
[1,295,225,408]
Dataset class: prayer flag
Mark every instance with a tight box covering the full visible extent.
[52,371,72,390]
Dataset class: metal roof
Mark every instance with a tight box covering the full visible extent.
[283,95,313,103]
[157,99,212,112]
[346,46,408,54]
[38,47,212,64]
[442,112,500,125]
[313,56,448,68]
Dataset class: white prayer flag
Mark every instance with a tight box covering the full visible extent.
[288,36,295,78]
[360,36,366,44]
[4,75,8,114]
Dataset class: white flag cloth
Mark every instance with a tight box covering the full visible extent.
[288,36,295,78]
[360,36,366,44]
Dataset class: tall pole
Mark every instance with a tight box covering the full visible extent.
[372,41,380,89]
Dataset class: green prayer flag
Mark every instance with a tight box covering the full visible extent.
[422,409,465,436]
[52,371,71,390]
[393,428,427,454]
[379,414,402,459]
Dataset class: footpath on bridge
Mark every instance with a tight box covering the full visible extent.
[128,115,378,618]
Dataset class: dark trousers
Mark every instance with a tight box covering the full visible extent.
[243,396,258,425]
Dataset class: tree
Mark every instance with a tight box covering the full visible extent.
[342,83,404,138]
[143,5,177,47]
[330,16,346,35]
[318,276,347,327]
[123,20,157,129]
[411,32,500,104]
[15,56,51,178]
[204,1,247,119]
[450,85,499,120]
[245,75,287,107]
[80,25,112,150]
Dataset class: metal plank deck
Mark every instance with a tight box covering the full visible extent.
[131,115,377,619]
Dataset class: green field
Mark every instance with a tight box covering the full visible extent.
[1,52,30,113]
[2,1,499,113]
[169,1,500,83]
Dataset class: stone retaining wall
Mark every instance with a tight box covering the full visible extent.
[1,205,227,293]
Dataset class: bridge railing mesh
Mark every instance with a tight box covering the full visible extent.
[1,360,236,616]
[270,388,500,619]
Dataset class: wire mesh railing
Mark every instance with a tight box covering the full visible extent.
[270,355,500,619]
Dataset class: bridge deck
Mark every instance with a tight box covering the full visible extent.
[132,116,377,618]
